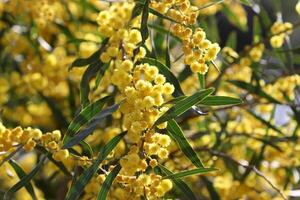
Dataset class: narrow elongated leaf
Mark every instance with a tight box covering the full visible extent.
[165,34,171,68]
[199,96,243,106]
[65,132,126,200]
[140,0,149,43]
[80,141,93,158]
[247,110,284,135]
[167,119,204,168]
[70,38,108,68]
[155,88,214,125]
[163,167,217,179]
[40,93,69,128]
[148,7,178,23]
[93,62,110,91]
[202,177,220,200]
[8,159,37,200]
[131,1,144,19]
[141,57,184,97]
[228,80,281,104]
[65,95,112,139]
[35,146,72,177]
[198,73,205,89]
[222,4,248,31]
[63,104,120,149]
[157,165,197,200]
[0,145,23,167]
[196,0,224,11]
[97,165,121,200]
[239,0,252,6]
[4,156,46,200]
[80,61,102,108]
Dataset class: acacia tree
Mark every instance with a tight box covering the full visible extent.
[0,0,300,199]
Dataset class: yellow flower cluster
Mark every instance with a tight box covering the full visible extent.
[113,173,173,199]
[88,2,177,198]
[270,21,293,48]
[150,0,220,74]
[97,2,147,64]
[0,122,70,163]
[296,0,300,15]
[4,0,56,28]
[0,77,9,106]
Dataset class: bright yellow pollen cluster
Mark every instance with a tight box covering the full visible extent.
[296,1,300,15]
[0,122,70,163]
[93,2,175,199]
[270,21,293,48]
[150,0,220,74]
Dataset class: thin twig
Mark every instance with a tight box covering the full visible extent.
[198,148,288,200]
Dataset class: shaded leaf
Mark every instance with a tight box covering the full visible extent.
[63,104,120,149]
[228,80,281,104]
[247,110,284,135]
[198,73,205,89]
[8,159,37,200]
[80,61,102,108]
[140,0,149,43]
[65,132,126,200]
[0,145,23,167]
[157,165,197,200]
[167,119,204,168]
[65,95,113,140]
[70,38,108,69]
[35,146,72,177]
[4,156,46,200]
[199,96,243,106]
[163,167,217,179]
[239,0,252,6]
[97,165,121,200]
[40,93,69,128]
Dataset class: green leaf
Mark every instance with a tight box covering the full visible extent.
[228,80,281,104]
[154,88,214,125]
[40,93,69,129]
[63,104,120,149]
[131,1,144,19]
[65,132,126,200]
[157,165,197,200]
[64,95,113,140]
[0,145,23,167]
[239,0,252,6]
[8,159,37,200]
[196,0,224,11]
[93,62,110,91]
[247,110,284,135]
[222,4,248,32]
[198,73,205,89]
[167,119,204,168]
[199,96,243,106]
[163,167,217,179]
[35,146,72,177]
[80,61,102,108]
[4,156,46,200]
[225,32,237,49]
[97,165,121,200]
[165,34,171,68]
[148,7,178,23]
[70,38,108,69]
[148,23,181,42]
[80,141,93,158]
[140,0,149,43]
[141,57,184,97]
